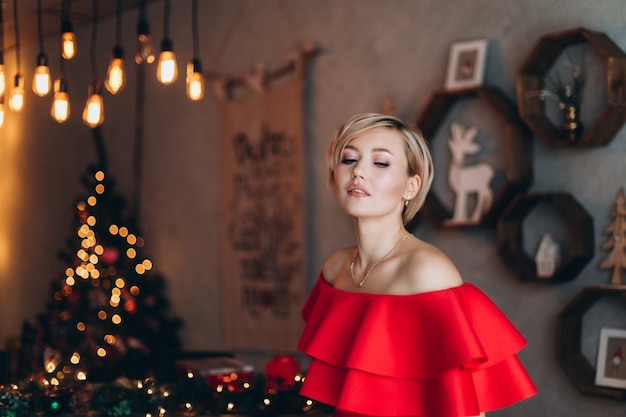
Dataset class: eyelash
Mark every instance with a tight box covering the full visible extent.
[340,157,389,168]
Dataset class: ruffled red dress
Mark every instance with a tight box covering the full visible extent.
[297,275,537,417]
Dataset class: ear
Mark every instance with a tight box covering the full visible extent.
[405,174,421,201]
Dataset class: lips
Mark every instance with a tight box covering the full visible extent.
[347,185,370,197]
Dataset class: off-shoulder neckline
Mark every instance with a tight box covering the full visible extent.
[318,273,469,298]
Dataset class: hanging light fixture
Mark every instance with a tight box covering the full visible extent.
[60,0,76,60]
[156,0,178,85]
[105,0,125,94]
[135,0,154,64]
[186,0,203,101]
[33,0,51,96]
[0,1,6,98]
[0,97,5,127]
[51,78,70,123]
[51,19,70,124]
[82,0,104,128]
[8,0,24,112]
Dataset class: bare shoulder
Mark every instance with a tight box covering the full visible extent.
[402,239,463,293]
[321,247,353,286]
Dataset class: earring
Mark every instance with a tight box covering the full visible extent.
[403,198,410,207]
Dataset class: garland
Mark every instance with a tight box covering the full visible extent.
[0,372,331,417]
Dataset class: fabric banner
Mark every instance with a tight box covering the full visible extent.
[219,74,306,351]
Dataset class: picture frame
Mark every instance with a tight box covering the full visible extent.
[595,327,626,389]
[444,39,488,91]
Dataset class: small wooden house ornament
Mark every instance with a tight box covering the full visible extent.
[535,233,561,278]
[599,187,626,286]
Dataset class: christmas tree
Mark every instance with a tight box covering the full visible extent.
[20,129,183,383]
[599,188,626,286]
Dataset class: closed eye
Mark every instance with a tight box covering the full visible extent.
[340,157,358,165]
[374,161,389,167]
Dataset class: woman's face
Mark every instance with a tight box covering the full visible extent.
[333,128,417,221]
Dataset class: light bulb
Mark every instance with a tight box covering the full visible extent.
[156,45,178,84]
[51,79,70,123]
[0,53,6,96]
[8,74,24,112]
[82,82,104,128]
[61,20,76,60]
[105,45,125,94]
[32,53,52,96]
[0,100,5,128]
[135,19,154,64]
[186,59,204,101]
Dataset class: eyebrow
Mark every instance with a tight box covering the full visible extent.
[345,144,394,155]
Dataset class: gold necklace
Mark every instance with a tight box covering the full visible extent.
[350,233,410,288]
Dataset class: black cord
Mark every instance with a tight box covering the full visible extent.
[13,0,20,72]
[163,0,170,39]
[139,0,146,20]
[115,0,122,45]
[0,0,4,56]
[37,0,44,54]
[192,0,198,57]
[90,0,98,80]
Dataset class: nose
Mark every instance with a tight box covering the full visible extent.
[352,165,365,180]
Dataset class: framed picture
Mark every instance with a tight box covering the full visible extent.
[595,327,626,389]
[444,39,488,91]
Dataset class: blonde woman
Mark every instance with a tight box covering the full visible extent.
[297,113,536,417]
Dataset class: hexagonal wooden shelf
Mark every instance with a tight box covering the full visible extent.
[558,285,626,400]
[516,27,626,147]
[497,192,594,282]
[415,86,533,227]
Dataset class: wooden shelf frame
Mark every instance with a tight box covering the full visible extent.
[558,285,626,400]
[497,192,594,283]
[516,27,626,147]
[415,86,533,227]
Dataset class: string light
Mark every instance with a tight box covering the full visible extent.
[8,0,23,112]
[52,2,72,124]
[0,1,6,98]
[186,0,204,100]
[0,97,5,128]
[156,0,178,85]
[33,0,51,97]
[60,0,76,60]
[135,0,155,64]
[82,0,104,128]
[51,78,70,123]
[105,0,125,94]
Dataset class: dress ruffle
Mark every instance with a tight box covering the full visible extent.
[297,275,537,417]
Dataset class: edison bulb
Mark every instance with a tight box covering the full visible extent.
[0,60,6,96]
[105,46,125,94]
[186,59,204,101]
[51,79,70,123]
[156,45,178,85]
[135,19,155,65]
[8,74,24,112]
[61,20,76,60]
[82,82,104,128]
[33,54,52,96]
[0,101,5,127]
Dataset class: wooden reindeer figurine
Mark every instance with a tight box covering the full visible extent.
[445,122,494,225]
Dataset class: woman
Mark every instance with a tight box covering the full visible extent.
[297,113,536,417]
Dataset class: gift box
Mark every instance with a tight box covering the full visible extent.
[265,355,300,392]
[176,356,255,392]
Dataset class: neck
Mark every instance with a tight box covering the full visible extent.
[353,219,407,265]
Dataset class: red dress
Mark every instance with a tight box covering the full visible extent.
[297,275,537,417]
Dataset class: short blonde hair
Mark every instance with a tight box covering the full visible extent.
[326,113,434,225]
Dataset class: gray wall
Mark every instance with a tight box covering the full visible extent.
[1,0,626,415]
